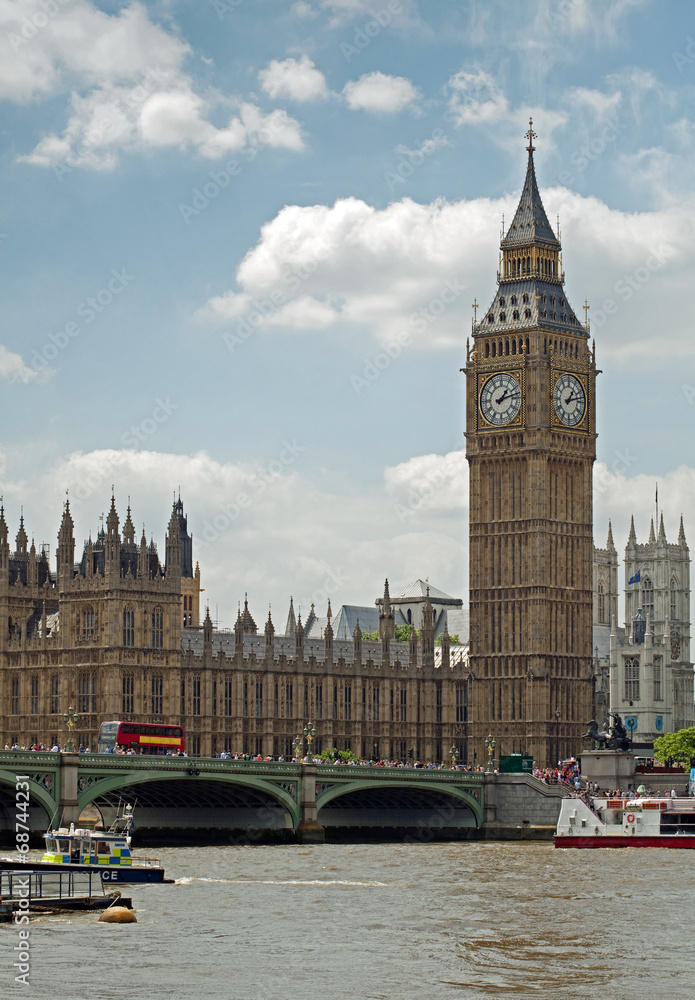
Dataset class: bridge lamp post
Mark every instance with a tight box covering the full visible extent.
[449,746,460,769]
[303,723,317,764]
[293,736,303,762]
[485,734,496,773]
[63,706,80,754]
[555,709,560,765]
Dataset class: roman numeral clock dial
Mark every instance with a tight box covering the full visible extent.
[479,372,522,427]
[553,373,587,428]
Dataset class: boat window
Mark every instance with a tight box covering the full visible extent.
[57,839,70,853]
[45,838,57,852]
[81,839,91,855]
[96,841,110,855]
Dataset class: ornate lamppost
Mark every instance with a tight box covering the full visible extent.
[63,706,80,754]
[303,722,317,764]
[485,734,496,773]
[292,736,303,762]
[449,745,460,769]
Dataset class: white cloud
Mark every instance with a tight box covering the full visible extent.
[343,72,418,113]
[258,55,328,102]
[566,86,622,117]
[447,69,509,125]
[7,2,304,169]
[199,187,695,363]
[0,344,47,384]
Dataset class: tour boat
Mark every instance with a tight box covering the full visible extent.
[555,795,695,848]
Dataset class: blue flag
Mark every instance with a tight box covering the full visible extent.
[628,570,641,585]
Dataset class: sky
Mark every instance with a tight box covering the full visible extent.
[1,0,695,627]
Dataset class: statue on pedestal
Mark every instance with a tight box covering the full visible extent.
[582,714,631,752]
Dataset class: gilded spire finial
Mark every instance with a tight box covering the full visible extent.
[525,117,536,153]
[472,298,478,323]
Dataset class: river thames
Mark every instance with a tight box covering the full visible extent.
[4,841,695,1000]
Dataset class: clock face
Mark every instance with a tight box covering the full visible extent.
[553,373,586,427]
[480,372,521,426]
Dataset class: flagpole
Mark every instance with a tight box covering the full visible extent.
[655,481,659,530]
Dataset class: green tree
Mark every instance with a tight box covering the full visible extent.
[435,633,460,645]
[653,727,695,767]
[361,630,379,641]
[317,746,357,762]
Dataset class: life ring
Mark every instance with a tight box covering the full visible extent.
[626,813,635,823]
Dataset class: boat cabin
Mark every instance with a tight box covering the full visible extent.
[42,828,132,867]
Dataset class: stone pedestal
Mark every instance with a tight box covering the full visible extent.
[580,751,636,792]
[296,764,325,843]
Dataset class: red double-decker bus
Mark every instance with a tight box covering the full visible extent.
[98,721,185,755]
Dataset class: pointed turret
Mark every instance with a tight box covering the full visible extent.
[239,594,257,634]
[658,512,666,543]
[324,599,334,662]
[500,123,560,252]
[203,605,213,645]
[165,500,182,580]
[285,596,296,636]
[265,607,275,663]
[628,515,637,545]
[57,500,75,584]
[106,493,119,538]
[353,613,362,665]
[379,577,395,641]
[475,119,582,341]
[295,611,304,663]
[606,520,616,553]
[0,502,8,576]
[679,514,687,547]
[122,503,135,546]
[15,514,28,556]
[138,527,148,579]
[648,518,656,544]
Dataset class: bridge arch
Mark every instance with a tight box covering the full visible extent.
[77,770,300,836]
[0,768,57,834]
[316,779,482,834]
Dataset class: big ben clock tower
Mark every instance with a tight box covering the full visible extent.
[465,122,597,767]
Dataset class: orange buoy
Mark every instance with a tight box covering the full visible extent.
[99,906,137,923]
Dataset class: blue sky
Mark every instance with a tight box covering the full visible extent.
[1,0,694,625]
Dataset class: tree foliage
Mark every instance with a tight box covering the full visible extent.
[316,746,358,762]
[652,727,695,766]
[435,633,460,645]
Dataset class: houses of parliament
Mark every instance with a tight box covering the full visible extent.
[1,130,691,764]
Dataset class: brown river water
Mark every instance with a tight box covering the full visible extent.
[3,841,694,1000]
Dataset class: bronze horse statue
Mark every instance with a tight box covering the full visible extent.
[582,720,610,748]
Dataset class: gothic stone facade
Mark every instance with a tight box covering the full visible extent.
[464,128,596,766]
[0,496,200,750]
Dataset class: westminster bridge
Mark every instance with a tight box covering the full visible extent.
[0,751,567,842]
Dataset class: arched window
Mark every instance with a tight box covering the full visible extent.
[152,606,164,649]
[82,606,95,638]
[624,657,640,701]
[151,674,163,715]
[123,606,135,647]
[670,578,678,621]
[641,577,654,620]
[122,673,134,714]
[597,583,606,624]
[78,671,97,713]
